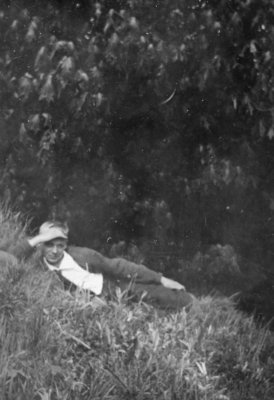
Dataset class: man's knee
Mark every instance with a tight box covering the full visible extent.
[175,289,194,309]
[134,284,194,310]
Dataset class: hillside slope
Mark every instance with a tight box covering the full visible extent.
[0,209,274,399]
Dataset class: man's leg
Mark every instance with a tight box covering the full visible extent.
[131,283,194,310]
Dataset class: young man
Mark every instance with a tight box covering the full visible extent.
[12,221,194,309]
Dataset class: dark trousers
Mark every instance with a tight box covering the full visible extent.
[133,283,193,309]
[110,280,194,310]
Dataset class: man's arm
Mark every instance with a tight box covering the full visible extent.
[69,246,162,284]
[5,238,35,260]
[110,257,185,289]
[8,227,68,260]
[69,246,185,289]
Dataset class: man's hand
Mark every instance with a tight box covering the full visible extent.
[28,227,67,247]
[160,276,185,291]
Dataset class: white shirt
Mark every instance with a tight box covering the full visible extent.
[44,251,103,295]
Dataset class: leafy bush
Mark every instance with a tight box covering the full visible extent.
[1,0,274,272]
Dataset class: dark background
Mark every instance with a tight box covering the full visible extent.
[1,0,274,299]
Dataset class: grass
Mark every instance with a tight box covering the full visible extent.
[0,207,274,399]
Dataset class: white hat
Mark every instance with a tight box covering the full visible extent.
[39,221,69,240]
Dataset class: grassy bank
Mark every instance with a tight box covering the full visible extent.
[0,209,274,399]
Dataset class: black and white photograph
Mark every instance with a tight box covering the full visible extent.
[0,1,274,399]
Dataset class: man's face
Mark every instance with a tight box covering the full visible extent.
[42,238,67,265]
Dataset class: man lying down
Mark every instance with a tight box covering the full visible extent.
[6,221,194,309]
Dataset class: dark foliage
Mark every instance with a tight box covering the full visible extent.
[1,0,274,295]
[238,278,274,330]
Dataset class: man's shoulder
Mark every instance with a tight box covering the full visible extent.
[67,245,97,257]
[67,245,109,272]
[67,245,103,265]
